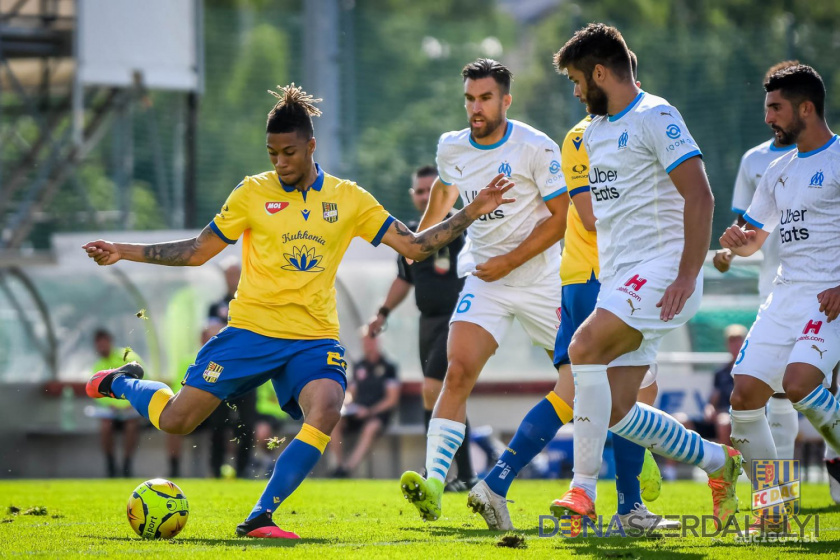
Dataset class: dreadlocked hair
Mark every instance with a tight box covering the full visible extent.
[266,83,322,137]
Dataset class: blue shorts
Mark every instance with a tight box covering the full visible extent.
[183,327,348,420]
[553,276,601,367]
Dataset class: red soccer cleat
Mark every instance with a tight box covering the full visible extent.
[236,512,300,539]
[550,486,597,521]
[86,362,144,399]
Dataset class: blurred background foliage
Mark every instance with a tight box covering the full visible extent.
[13,0,840,245]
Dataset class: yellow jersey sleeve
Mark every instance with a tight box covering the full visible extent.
[352,184,395,246]
[559,117,600,285]
[210,180,251,244]
[562,125,591,198]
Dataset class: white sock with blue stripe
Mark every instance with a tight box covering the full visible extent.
[793,385,840,455]
[425,418,465,484]
[611,403,725,474]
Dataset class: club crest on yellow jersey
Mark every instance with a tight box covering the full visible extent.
[322,202,338,223]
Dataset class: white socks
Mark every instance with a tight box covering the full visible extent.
[730,407,777,479]
[767,397,799,459]
[570,365,611,500]
[425,418,465,484]
[611,402,725,474]
[792,385,840,456]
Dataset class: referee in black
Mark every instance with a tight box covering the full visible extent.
[367,165,476,491]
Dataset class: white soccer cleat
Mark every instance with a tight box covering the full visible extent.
[617,503,681,533]
[466,480,514,531]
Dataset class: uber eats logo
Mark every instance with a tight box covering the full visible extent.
[590,167,620,201]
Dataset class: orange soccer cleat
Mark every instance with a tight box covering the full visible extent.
[550,486,597,521]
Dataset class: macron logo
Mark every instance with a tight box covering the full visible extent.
[265,201,289,215]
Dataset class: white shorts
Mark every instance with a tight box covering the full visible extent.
[731,282,840,393]
[598,257,703,368]
[450,273,561,350]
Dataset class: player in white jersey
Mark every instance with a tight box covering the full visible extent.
[714,61,803,467]
[399,59,571,523]
[721,64,840,526]
[551,24,743,529]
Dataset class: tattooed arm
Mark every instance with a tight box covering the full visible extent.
[83,226,229,267]
[381,174,515,261]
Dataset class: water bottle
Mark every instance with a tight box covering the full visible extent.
[60,385,77,431]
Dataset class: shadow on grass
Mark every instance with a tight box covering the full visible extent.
[90,535,331,547]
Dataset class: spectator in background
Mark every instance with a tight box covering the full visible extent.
[205,257,258,478]
[329,332,400,477]
[92,329,142,477]
[253,381,289,477]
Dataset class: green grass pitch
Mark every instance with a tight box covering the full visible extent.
[1,478,838,558]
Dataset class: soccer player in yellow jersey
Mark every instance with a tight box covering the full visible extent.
[82,84,515,539]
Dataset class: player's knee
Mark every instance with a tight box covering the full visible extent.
[728,384,757,412]
[568,329,600,364]
[781,372,817,404]
[442,361,476,396]
[159,417,196,436]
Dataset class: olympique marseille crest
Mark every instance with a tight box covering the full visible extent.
[751,459,800,517]
[322,202,338,223]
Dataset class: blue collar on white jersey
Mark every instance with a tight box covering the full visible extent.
[797,135,838,158]
[469,121,514,150]
[607,91,645,122]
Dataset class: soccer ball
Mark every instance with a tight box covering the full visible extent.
[126,478,189,539]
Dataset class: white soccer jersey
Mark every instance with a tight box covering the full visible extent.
[436,119,566,286]
[731,139,796,298]
[583,92,703,277]
[744,134,840,285]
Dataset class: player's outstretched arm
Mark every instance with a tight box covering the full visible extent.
[82,226,228,267]
[382,174,515,261]
[417,177,460,232]
[657,157,714,321]
[719,224,768,257]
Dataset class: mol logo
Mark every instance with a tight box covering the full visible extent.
[265,201,290,215]
[803,320,822,335]
[809,170,825,187]
[498,161,512,177]
[618,131,629,149]
[751,459,800,518]
[624,274,647,291]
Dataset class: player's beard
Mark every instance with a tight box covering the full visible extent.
[470,109,505,139]
[584,76,609,116]
[772,115,805,146]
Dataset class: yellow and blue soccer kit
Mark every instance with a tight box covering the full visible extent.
[183,163,394,419]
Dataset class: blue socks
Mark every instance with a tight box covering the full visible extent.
[485,392,572,497]
[612,434,644,514]
[247,424,330,521]
[110,377,173,429]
